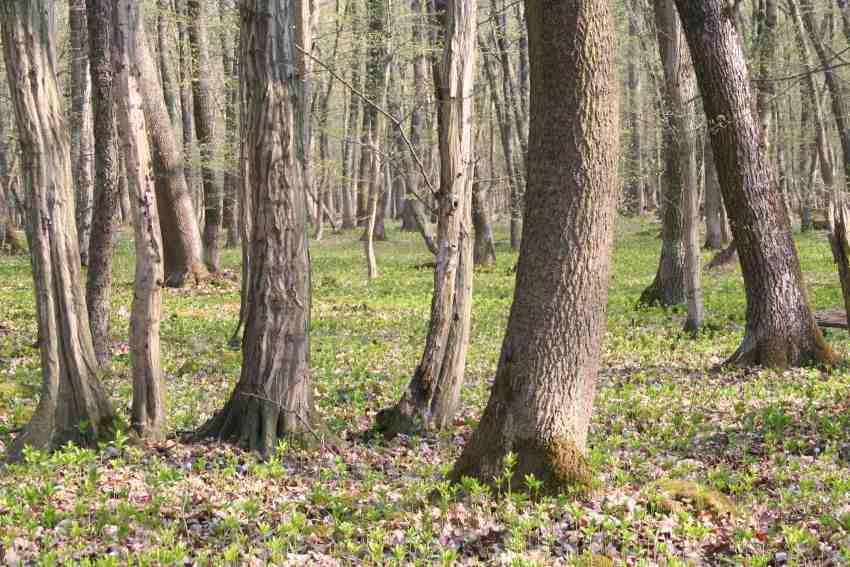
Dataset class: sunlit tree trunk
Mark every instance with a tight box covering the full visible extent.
[70,0,94,267]
[2,0,116,461]
[451,0,618,493]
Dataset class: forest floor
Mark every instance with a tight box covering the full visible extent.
[0,217,849,566]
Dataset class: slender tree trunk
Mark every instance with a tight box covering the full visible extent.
[176,0,198,212]
[85,0,121,367]
[220,0,240,248]
[187,0,223,273]
[472,167,497,267]
[340,7,360,231]
[376,0,475,436]
[627,2,644,215]
[133,3,206,287]
[157,0,180,130]
[2,0,116,461]
[115,0,167,441]
[674,0,836,367]
[71,0,94,267]
[196,0,315,454]
[703,137,729,249]
[450,0,618,493]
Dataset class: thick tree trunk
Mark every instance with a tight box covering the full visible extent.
[70,0,94,267]
[450,0,618,493]
[133,4,206,287]
[115,0,167,441]
[376,0,475,437]
[196,0,315,454]
[674,0,835,367]
[85,0,121,367]
[472,171,497,267]
[2,0,116,461]
[187,0,223,273]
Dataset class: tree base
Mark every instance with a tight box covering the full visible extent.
[706,242,737,271]
[374,403,426,439]
[726,329,838,369]
[164,261,208,288]
[450,434,593,496]
[637,279,684,308]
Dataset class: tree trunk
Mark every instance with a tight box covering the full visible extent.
[674,0,836,367]
[176,0,199,212]
[157,0,180,130]
[187,0,223,273]
[133,3,206,287]
[653,0,702,331]
[70,0,94,267]
[220,0,240,248]
[376,0,476,437]
[703,137,729,249]
[472,169,496,267]
[85,0,121,367]
[196,0,315,454]
[2,0,116,461]
[115,0,167,441]
[450,0,618,493]
[340,6,360,231]
[626,2,644,215]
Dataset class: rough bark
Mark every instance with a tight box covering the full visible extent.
[450,0,618,493]
[376,0,475,437]
[2,0,116,461]
[114,0,167,441]
[187,0,223,273]
[70,0,94,267]
[196,0,315,454]
[85,0,121,367]
[133,3,206,287]
[674,0,836,367]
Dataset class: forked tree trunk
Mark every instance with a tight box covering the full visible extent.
[654,0,702,331]
[674,0,836,367]
[133,3,206,287]
[450,0,618,493]
[2,0,116,461]
[114,0,167,441]
[187,0,223,273]
[376,0,475,437]
[70,0,94,267]
[85,0,121,367]
[196,0,315,454]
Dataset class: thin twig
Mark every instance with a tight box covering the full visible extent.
[294,43,439,209]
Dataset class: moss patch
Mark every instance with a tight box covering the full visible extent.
[645,479,735,518]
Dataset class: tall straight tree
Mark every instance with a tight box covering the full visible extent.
[2,0,116,460]
[70,0,94,267]
[450,0,618,492]
[85,0,121,367]
[133,1,206,287]
[376,0,476,436]
[196,0,315,453]
[673,0,835,367]
[114,0,167,441]
[187,0,224,273]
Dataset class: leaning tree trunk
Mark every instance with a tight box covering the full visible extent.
[85,0,121,367]
[654,0,702,331]
[674,0,836,367]
[450,0,618,493]
[114,0,167,441]
[70,0,94,268]
[2,0,116,461]
[133,3,206,287]
[375,0,475,437]
[196,0,315,454]
[187,0,223,273]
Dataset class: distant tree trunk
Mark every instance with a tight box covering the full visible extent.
[71,0,94,267]
[220,0,240,248]
[85,0,121,367]
[176,0,198,210]
[703,138,730,249]
[157,0,180,130]
[675,0,836,367]
[472,168,497,267]
[340,6,360,231]
[187,0,223,273]
[2,0,116,461]
[196,0,315,454]
[133,2,206,287]
[652,0,702,331]
[115,0,167,441]
[376,0,475,437]
[626,2,644,215]
[450,0,618,493]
